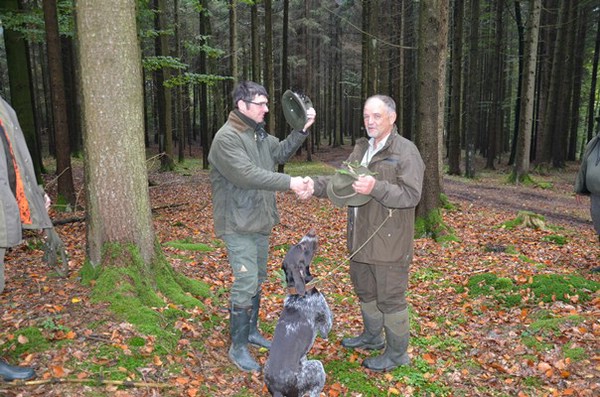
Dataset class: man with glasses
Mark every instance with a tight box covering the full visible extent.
[208,80,316,372]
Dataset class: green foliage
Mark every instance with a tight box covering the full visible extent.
[163,240,213,252]
[286,160,337,177]
[529,315,583,336]
[507,171,535,185]
[164,72,233,88]
[562,343,586,361]
[439,193,456,211]
[2,327,49,358]
[467,271,599,308]
[467,272,522,307]
[324,360,383,395]
[142,56,188,72]
[500,211,547,230]
[79,243,209,351]
[529,274,599,303]
[415,207,458,242]
[541,234,567,246]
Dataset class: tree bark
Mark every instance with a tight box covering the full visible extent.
[415,0,448,219]
[76,0,155,266]
[43,0,76,205]
[514,0,541,181]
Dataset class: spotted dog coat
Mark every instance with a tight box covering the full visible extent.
[264,230,333,397]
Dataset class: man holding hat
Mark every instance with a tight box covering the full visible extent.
[208,80,316,372]
[312,94,424,371]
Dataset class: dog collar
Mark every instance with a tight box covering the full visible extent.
[288,285,315,295]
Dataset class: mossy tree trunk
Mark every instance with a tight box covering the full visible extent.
[76,0,206,324]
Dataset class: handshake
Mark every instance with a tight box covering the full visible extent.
[290,176,314,200]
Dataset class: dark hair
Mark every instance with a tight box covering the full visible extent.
[232,81,269,108]
[366,94,396,113]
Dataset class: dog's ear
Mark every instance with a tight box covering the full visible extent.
[291,263,306,295]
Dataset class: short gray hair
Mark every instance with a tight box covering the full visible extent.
[366,95,396,113]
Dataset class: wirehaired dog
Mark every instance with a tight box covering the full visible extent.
[264,230,333,397]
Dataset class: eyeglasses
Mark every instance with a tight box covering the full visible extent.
[246,100,269,107]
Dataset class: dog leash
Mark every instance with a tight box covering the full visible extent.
[306,208,397,288]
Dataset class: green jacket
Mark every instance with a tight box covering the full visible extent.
[314,129,425,265]
[208,110,307,237]
[0,96,53,249]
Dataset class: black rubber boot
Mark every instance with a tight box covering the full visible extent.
[362,309,411,371]
[0,360,36,382]
[248,293,271,349]
[342,300,385,350]
[228,305,260,372]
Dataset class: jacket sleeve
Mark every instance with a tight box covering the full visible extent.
[268,129,308,164]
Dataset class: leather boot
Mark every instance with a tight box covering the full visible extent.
[342,300,385,350]
[0,360,36,381]
[248,293,271,349]
[362,309,411,371]
[228,305,260,372]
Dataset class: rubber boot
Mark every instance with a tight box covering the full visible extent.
[248,293,271,349]
[342,300,385,350]
[362,309,411,371]
[228,305,260,372]
[0,360,36,381]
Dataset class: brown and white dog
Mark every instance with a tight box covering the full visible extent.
[264,230,333,397]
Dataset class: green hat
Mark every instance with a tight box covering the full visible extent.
[327,165,373,207]
[282,90,313,131]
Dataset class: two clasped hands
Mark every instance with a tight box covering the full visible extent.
[290,174,377,201]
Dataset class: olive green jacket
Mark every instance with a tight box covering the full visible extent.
[208,110,307,237]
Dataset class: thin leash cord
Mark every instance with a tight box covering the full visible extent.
[306,208,397,287]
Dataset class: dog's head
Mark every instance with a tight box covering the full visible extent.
[282,229,318,296]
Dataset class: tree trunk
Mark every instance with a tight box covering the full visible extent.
[513,0,541,181]
[2,0,44,180]
[77,0,155,266]
[157,0,174,170]
[464,0,480,178]
[264,0,275,134]
[43,0,76,206]
[415,0,448,225]
[447,0,463,176]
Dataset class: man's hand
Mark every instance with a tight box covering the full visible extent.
[303,107,317,131]
[290,176,314,200]
[43,228,68,276]
[352,175,376,195]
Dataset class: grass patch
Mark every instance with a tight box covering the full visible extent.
[467,272,599,307]
[563,343,586,361]
[285,160,336,176]
[325,360,384,395]
[541,234,567,246]
[1,327,50,359]
[163,240,213,252]
[529,274,599,303]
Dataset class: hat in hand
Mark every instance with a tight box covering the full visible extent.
[327,164,373,207]
[282,90,313,131]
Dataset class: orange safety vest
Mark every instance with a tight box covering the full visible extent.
[0,119,32,225]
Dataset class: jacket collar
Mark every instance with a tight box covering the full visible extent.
[229,110,268,141]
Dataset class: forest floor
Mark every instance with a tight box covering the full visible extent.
[0,144,598,397]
